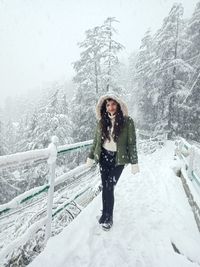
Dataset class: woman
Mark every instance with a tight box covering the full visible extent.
[86,92,140,230]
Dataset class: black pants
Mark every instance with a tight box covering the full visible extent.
[99,146,125,218]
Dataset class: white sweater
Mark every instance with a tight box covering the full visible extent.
[102,113,117,151]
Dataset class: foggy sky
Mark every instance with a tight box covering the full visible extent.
[0,0,198,107]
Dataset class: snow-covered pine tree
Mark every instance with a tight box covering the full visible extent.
[130,2,200,140]
[4,118,16,155]
[133,3,193,138]
[72,25,104,95]
[177,1,200,141]
[71,24,101,146]
[185,1,200,64]
[125,52,139,119]
[133,28,158,131]
[0,87,74,204]
[100,17,125,93]
[152,3,188,138]
[181,69,200,141]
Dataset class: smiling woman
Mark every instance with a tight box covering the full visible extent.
[106,98,117,114]
[85,92,140,230]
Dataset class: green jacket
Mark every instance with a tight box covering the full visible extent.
[88,115,138,167]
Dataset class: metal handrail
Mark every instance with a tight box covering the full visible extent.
[0,139,93,216]
[0,140,93,170]
[175,137,200,187]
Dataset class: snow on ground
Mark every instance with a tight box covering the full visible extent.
[28,140,200,267]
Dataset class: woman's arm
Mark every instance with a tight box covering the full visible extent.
[127,117,138,165]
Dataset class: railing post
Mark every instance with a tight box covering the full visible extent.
[179,139,184,157]
[188,145,195,181]
[44,135,59,246]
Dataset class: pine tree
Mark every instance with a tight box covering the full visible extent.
[185,1,200,63]
[177,1,200,141]
[153,3,187,138]
[4,118,16,154]
[134,28,157,131]
[100,17,125,92]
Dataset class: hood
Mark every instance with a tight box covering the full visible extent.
[95,92,129,121]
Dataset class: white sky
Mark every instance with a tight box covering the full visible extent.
[0,0,198,106]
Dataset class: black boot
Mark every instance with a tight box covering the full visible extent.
[101,214,113,230]
[98,213,106,224]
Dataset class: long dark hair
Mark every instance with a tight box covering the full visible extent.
[100,98,125,144]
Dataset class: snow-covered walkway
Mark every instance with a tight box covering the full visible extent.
[29,141,200,267]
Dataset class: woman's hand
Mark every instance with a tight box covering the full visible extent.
[131,163,140,175]
[86,157,96,168]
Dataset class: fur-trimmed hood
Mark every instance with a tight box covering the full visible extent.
[95,92,129,121]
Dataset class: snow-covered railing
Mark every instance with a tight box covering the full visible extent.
[0,130,168,219]
[175,137,200,188]
[0,137,95,253]
[174,137,200,232]
[137,130,168,154]
[0,139,93,216]
[0,139,93,170]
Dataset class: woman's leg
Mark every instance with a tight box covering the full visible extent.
[99,162,109,218]
[106,164,125,218]
[99,147,125,221]
[99,149,111,219]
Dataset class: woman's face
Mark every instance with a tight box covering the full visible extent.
[106,99,117,115]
